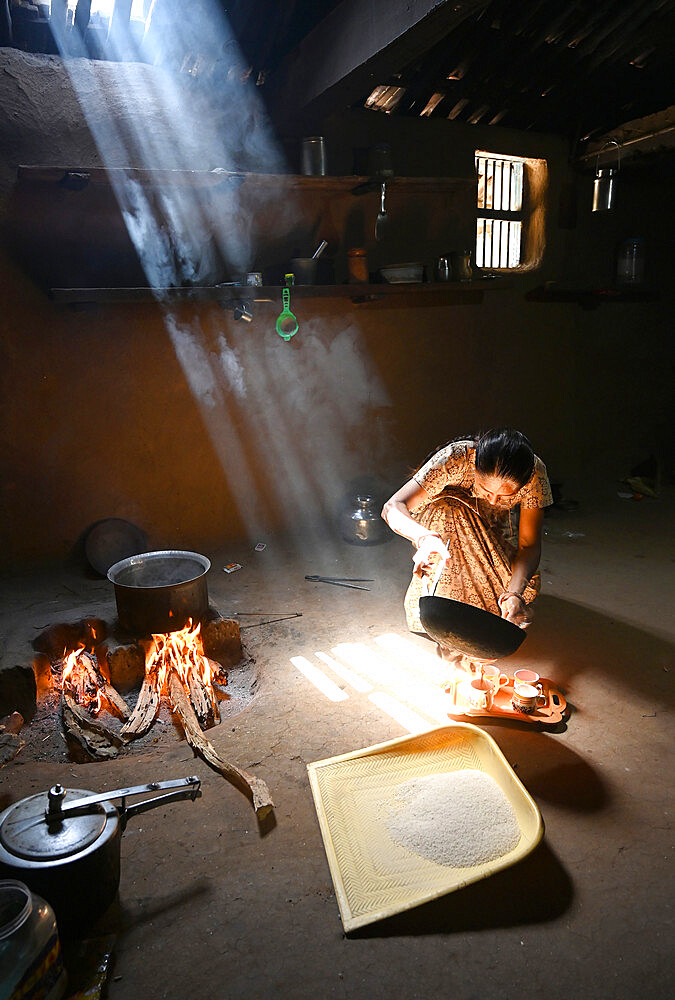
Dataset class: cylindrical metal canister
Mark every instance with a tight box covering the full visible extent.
[301,136,327,176]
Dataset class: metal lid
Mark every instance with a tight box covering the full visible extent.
[0,789,110,861]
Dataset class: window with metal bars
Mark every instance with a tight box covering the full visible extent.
[475,153,525,269]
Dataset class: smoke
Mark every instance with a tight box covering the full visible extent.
[162,309,394,554]
[50,1,287,284]
[49,5,396,559]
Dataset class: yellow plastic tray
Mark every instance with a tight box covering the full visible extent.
[307,723,543,932]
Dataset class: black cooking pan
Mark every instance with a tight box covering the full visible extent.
[418,594,526,660]
[418,545,526,659]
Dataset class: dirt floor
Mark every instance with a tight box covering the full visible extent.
[1,484,673,1000]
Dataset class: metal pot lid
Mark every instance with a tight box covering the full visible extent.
[0,789,112,862]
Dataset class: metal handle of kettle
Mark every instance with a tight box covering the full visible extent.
[46,777,202,826]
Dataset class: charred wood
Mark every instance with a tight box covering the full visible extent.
[62,693,122,760]
[0,713,24,766]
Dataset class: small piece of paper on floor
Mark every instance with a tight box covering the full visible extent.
[255,543,266,551]
[223,563,242,573]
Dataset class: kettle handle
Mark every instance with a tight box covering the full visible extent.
[46,776,201,826]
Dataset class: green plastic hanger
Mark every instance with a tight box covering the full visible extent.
[275,274,299,341]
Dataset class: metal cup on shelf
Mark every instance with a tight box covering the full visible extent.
[436,256,450,281]
[301,137,327,176]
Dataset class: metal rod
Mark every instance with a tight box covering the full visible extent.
[577,125,675,162]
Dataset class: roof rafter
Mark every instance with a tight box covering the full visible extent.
[267,0,490,126]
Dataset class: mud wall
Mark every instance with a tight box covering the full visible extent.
[0,50,671,562]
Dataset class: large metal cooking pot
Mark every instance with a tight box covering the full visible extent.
[419,595,526,660]
[107,550,211,635]
[0,777,201,930]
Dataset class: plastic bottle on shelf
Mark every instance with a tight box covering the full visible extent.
[616,237,645,285]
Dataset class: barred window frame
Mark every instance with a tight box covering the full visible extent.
[475,151,548,272]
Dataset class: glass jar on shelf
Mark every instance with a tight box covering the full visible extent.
[616,237,645,286]
[347,248,369,284]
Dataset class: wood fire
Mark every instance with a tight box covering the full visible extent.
[56,620,273,821]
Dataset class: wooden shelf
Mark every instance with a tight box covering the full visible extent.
[50,280,509,306]
[19,165,473,195]
[526,285,659,308]
[18,166,477,295]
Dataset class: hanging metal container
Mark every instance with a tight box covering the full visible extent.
[592,140,621,212]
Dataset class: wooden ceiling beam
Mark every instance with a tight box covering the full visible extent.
[266,0,489,126]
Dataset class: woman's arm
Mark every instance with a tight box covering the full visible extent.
[499,506,544,621]
[381,479,451,576]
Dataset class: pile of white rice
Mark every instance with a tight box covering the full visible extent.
[384,769,520,868]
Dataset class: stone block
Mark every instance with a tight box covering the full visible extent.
[201,615,242,668]
[96,638,145,692]
[33,618,108,659]
[0,664,37,721]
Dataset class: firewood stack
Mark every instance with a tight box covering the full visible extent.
[35,615,274,821]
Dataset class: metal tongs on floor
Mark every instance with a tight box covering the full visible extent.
[305,575,373,591]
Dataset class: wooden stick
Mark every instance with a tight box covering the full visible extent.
[205,657,223,723]
[66,650,131,720]
[187,669,213,726]
[0,730,25,768]
[102,681,131,720]
[168,670,274,821]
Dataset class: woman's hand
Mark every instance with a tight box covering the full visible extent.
[498,592,532,627]
[413,533,450,579]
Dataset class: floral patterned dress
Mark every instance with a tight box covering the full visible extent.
[403,440,553,634]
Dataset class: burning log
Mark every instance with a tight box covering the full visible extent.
[78,651,131,720]
[123,622,222,738]
[62,693,124,760]
[168,671,274,822]
[187,668,218,727]
[120,665,162,738]
[61,648,130,721]
[101,681,131,721]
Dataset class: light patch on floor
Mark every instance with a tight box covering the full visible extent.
[289,656,349,703]
[290,634,451,733]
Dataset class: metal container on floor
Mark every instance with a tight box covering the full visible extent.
[107,550,210,635]
[340,494,389,545]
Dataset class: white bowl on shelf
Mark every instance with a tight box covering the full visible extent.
[379,262,424,283]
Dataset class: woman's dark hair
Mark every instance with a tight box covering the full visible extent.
[475,427,535,488]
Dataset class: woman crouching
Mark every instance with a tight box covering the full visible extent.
[381,428,552,663]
